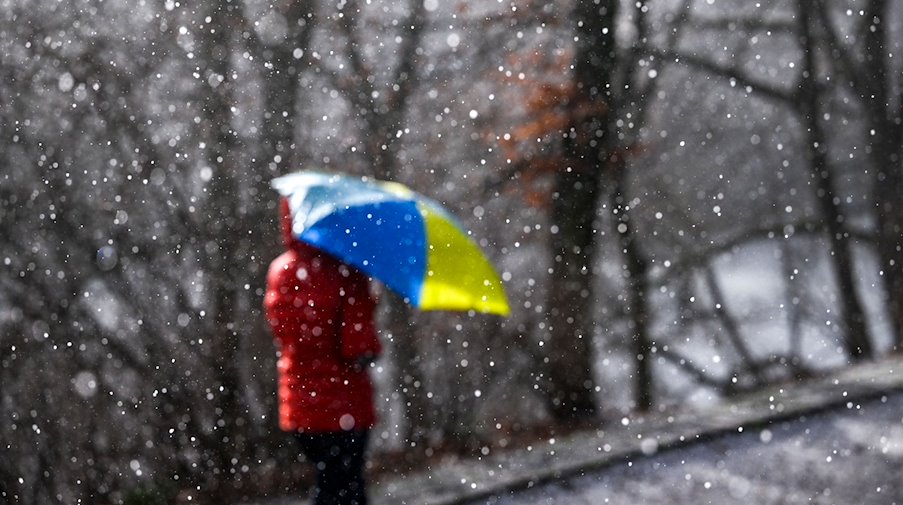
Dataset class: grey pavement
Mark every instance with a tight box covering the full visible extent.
[471,391,903,504]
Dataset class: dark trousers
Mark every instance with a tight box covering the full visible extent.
[296,430,369,505]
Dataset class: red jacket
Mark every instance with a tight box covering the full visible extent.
[264,200,381,433]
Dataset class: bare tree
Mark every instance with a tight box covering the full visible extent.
[796,0,872,359]
[816,0,903,347]
[283,0,435,459]
[642,0,876,363]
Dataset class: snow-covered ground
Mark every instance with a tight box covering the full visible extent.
[247,358,903,505]
[474,393,903,505]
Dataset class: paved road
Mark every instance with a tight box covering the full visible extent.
[468,393,903,505]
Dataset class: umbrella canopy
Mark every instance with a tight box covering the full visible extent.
[272,171,510,316]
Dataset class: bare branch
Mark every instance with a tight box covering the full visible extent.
[813,0,870,98]
[657,346,730,392]
[644,48,795,103]
[653,217,878,285]
[702,264,765,385]
[689,15,794,34]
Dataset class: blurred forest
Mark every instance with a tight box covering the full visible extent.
[1,0,901,503]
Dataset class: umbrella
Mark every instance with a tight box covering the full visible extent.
[271,171,511,316]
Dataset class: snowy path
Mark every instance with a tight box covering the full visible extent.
[470,393,903,505]
[249,358,903,505]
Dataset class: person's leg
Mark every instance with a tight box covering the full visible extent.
[296,431,369,505]
[335,430,368,505]
[296,433,331,505]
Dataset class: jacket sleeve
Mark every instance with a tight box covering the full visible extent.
[264,254,297,345]
[339,268,381,363]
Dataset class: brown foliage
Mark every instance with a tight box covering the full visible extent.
[495,69,608,206]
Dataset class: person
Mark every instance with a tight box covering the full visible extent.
[264,198,382,505]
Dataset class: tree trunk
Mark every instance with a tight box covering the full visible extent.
[384,292,431,465]
[798,0,873,360]
[331,0,433,447]
[195,3,250,492]
[622,222,653,411]
[543,166,601,421]
[535,0,625,423]
[873,133,903,350]
[860,0,903,349]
